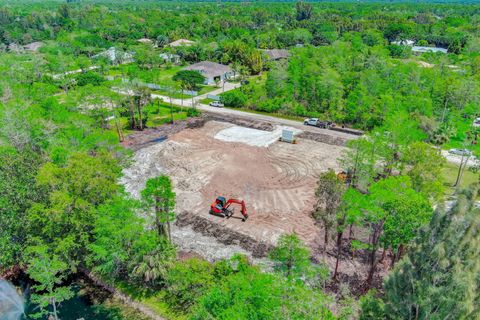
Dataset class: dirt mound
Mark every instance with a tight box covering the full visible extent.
[297,130,349,146]
[176,211,273,258]
[203,111,274,131]
[122,117,207,151]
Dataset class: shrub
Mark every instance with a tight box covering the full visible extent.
[164,258,214,310]
[75,72,105,87]
[220,90,247,108]
[387,44,411,58]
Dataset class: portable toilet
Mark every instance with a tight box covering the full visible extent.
[280,129,296,143]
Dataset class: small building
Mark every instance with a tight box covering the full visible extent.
[92,47,134,64]
[24,41,44,52]
[159,53,180,64]
[412,46,448,54]
[261,49,290,61]
[168,39,195,47]
[183,61,233,85]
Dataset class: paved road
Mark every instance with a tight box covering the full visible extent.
[151,92,356,141]
[116,83,357,140]
[441,150,479,168]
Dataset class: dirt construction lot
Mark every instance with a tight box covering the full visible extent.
[122,120,345,250]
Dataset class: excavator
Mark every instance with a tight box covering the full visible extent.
[209,196,249,222]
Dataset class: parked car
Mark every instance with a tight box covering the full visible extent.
[448,148,473,156]
[209,101,224,108]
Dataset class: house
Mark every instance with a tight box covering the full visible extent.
[24,41,44,52]
[7,43,24,53]
[183,61,233,85]
[159,53,180,64]
[391,39,415,46]
[261,49,290,61]
[412,46,448,54]
[168,39,195,47]
[92,47,134,64]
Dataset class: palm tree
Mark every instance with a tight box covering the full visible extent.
[133,245,175,286]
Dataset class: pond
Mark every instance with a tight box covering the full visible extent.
[23,285,126,320]
[1,277,131,320]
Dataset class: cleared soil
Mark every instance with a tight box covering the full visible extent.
[122,121,345,250]
[121,120,393,294]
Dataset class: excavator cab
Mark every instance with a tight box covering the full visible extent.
[215,196,227,208]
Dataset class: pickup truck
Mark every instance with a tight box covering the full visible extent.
[303,118,334,128]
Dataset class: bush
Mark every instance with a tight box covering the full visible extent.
[187,108,200,117]
[220,90,247,108]
[164,258,215,310]
[256,98,282,113]
[75,72,105,87]
[387,44,411,58]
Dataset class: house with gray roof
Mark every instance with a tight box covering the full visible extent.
[7,43,24,53]
[169,39,195,47]
[24,41,44,52]
[183,61,233,85]
[261,49,290,61]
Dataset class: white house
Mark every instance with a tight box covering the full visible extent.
[412,46,448,54]
[183,61,233,85]
[391,39,415,46]
[92,47,134,64]
[159,53,180,64]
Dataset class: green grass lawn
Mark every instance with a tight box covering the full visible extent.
[443,116,480,157]
[107,65,183,85]
[146,107,188,127]
[196,85,218,95]
[152,89,190,99]
[441,162,479,194]
[106,104,189,137]
[200,98,215,105]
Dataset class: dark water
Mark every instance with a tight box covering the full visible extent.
[22,283,126,320]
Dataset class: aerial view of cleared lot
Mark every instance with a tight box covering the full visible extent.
[122,121,345,249]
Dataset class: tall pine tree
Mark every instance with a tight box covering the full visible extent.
[378,185,480,319]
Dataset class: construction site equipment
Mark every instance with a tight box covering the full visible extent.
[210,196,249,222]
[280,129,296,144]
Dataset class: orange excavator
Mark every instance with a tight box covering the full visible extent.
[209,196,249,222]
